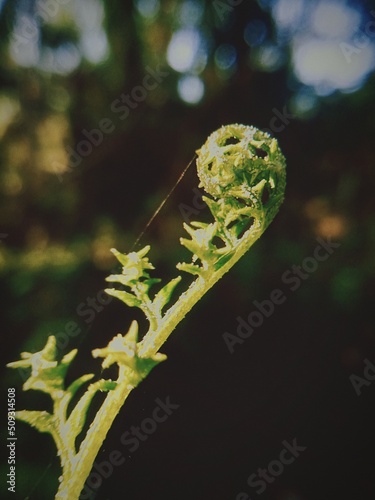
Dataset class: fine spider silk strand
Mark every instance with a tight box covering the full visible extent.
[129,154,197,251]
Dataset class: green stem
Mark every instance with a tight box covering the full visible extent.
[55,367,134,499]
[138,216,266,358]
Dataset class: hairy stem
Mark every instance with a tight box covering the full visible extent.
[138,218,266,358]
[56,366,133,499]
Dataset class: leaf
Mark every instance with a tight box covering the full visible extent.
[110,245,151,265]
[179,237,201,258]
[105,274,135,287]
[213,251,234,271]
[66,379,117,448]
[106,246,163,312]
[136,245,152,259]
[137,353,167,380]
[176,261,204,276]
[66,374,95,400]
[16,410,54,434]
[180,221,228,268]
[137,278,162,297]
[105,288,142,308]
[153,276,182,313]
[7,336,78,398]
[109,246,155,282]
[202,196,223,221]
[92,321,167,385]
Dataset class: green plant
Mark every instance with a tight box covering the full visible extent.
[7,124,286,499]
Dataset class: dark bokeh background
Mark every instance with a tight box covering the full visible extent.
[1,0,375,499]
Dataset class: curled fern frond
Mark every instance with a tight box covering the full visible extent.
[8,124,286,500]
[177,124,286,278]
[196,124,286,208]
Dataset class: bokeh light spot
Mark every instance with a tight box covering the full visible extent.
[10,15,40,68]
[80,29,109,64]
[38,44,81,75]
[177,75,204,104]
[289,88,318,118]
[252,43,285,72]
[167,28,206,73]
[293,39,375,94]
[272,0,305,32]
[178,0,204,26]
[311,1,361,39]
[214,43,237,71]
[135,0,160,19]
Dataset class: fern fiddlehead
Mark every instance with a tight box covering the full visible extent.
[8,124,286,500]
[136,124,286,356]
